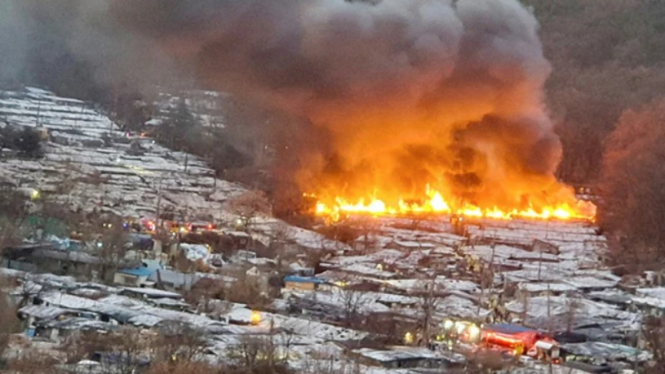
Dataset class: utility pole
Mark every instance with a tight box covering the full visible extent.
[155,178,162,231]
[538,249,543,281]
[36,98,42,127]
[110,88,117,135]
[477,241,495,319]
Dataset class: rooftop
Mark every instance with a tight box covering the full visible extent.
[116,268,155,277]
[284,276,326,285]
[120,287,183,299]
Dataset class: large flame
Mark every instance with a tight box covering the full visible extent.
[311,185,596,222]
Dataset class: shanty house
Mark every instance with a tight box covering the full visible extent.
[283,275,326,291]
[352,347,464,369]
[113,267,155,287]
[149,269,199,292]
[532,239,560,255]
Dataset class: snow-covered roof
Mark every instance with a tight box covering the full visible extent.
[284,276,326,285]
[0,87,246,222]
[561,341,652,362]
[18,304,69,320]
[434,277,480,294]
[354,347,434,362]
[636,287,665,299]
[517,282,578,293]
[116,268,154,277]
[466,245,559,263]
[33,249,101,265]
[148,269,198,289]
[354,346,465,364]
[338,263,396,279]
[436,295,489,320]
[44,317,118,332]
[563,275,619,290]
[180,243,210,262]
[631,296,665,310]
[149,298,188,308]
[327,249,404,267]
[120,287,182,299]
[387,240,435,249]
[505,295,639,331]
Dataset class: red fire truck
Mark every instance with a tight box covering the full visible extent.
[481,324,560,362]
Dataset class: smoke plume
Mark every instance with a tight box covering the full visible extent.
[2,0,569,209]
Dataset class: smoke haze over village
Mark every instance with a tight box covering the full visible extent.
[1,0,566,209]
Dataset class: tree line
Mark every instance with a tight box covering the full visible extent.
[517,0,665,271]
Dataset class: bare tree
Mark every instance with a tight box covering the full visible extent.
[265,222,293,261]
[183,277,225,313]
[104,327,154,374]
[226,190,272,230]
[0,186,31,252]
[601,100,665,272]
[641,315,665,374]
[15,279,44,308]
[364,312,416,345]
[0,286,20,364]
[224,270,271,309]
[61,327,153,374]
[230,334,289,373]
[564,294,582,333]
[352,216,377,253]
[413,280,443,345]
[7,351,60,374]
[520,292,531,326]
[146,360,223,374]
[465,349,516,374]
[60,329,110,365]
[229,320,296,374]
[337,283,365,327]
[151,323,208,363]
[83,216,130,283]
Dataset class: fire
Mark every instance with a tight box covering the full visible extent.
[310,186,596,222]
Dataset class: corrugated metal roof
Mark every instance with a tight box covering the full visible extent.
[485,323,535,334]
[116,267,154,277]
[18,304,68,320]
[284,275,325,284]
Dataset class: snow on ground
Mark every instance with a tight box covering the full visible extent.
[0,87,245,220]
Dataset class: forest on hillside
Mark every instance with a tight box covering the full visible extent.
[524,0,665,184]
[524,0,665,268]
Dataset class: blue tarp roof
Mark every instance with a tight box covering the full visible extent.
[117,267,155,277]
[284,275,326,284]
[485,324,536,334]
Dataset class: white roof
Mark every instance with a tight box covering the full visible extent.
[390,240,435,249]
[339,263,396,279]
[18,304,68,320]
[636,287,665,299]
[0,87,247,225]
[517,282,577,293]
[563,275,619,289]
[148,269,199,288]
[121,287,183,299]
[535,340,556,350]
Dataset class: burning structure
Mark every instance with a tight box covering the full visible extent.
[114,0,594,220]
[4,0,595,221]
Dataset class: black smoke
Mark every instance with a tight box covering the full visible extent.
[1,0,570,208]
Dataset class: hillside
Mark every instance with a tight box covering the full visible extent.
[524,0,665,183]
[0,87,244,220]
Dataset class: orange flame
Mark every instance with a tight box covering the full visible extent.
[310,185,596,222]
